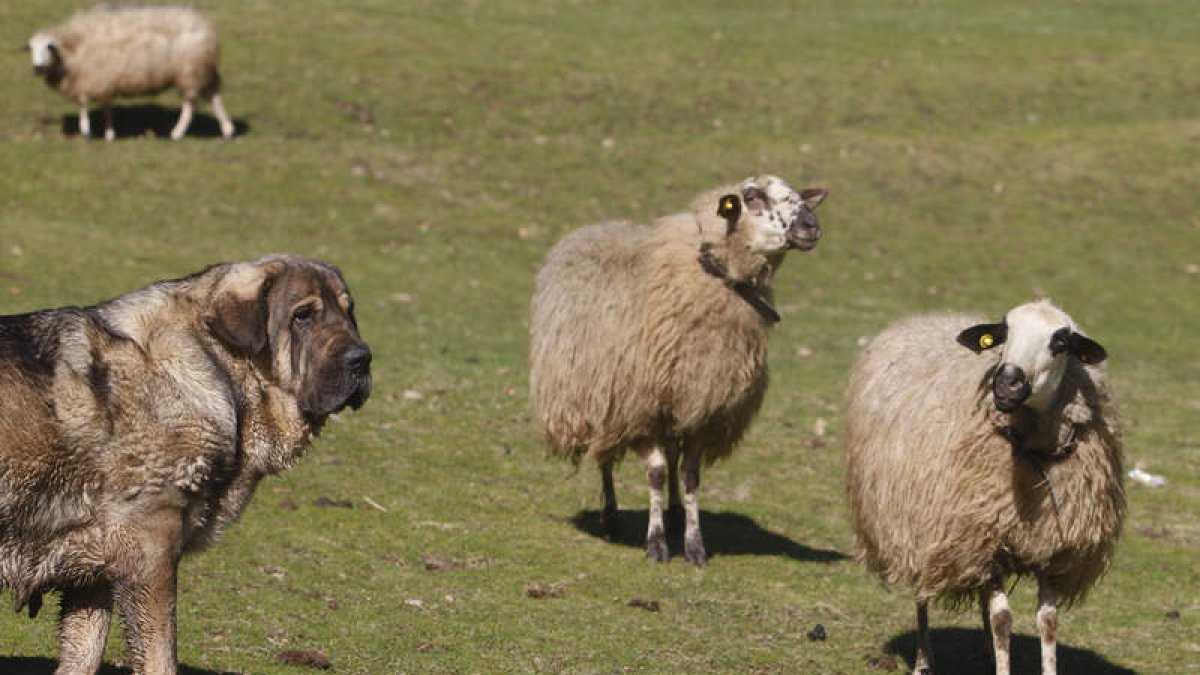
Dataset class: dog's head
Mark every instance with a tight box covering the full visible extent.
[204,255,372,426]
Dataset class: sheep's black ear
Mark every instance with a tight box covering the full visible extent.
[800,188,828,210]
[716,193,741,221]
[1069,332,1107,365]
[957,322,1007,353]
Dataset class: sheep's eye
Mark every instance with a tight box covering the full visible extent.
[292,304,317,325]
[1049,328,1071,356]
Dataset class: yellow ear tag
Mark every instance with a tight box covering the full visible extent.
[723,198,734,213]
[979,334,994,349]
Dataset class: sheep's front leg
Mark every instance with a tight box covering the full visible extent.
[666,441,682,518]
[55,581,114,675]
[210,93,235,139]
[600,460,619,541]
[1036,579,1058,675]
[979,591,995,672]
[170,98,194,140]
[680,449,706,566]
[913,600,934,675]
[103,104,115,142]
[77,100,91,138]
[644,447,669,562]
[985,583,1013,675]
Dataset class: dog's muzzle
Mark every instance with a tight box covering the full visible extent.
[343,343,372,410]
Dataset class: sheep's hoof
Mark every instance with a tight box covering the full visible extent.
[684,538,707,567]
[645,534,669,563]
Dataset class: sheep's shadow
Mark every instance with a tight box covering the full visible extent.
[0,657,238,675]
[882,628,1135,675]
[61,104,250,140]
[569,508,847,563]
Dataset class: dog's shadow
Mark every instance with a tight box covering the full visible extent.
[570,508,847,562]
[61,104,250,140]
[0,657,238,675]
[883,628,1135,674]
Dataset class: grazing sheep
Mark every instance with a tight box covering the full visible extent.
[28,4,235,141]
[846,300,1124,675]
[530,175,829,566]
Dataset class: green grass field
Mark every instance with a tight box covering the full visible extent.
[1,1,1197,673]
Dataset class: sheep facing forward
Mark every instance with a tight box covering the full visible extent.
[530,175,828,566]
[846,300,1124,675]
[28,5,235,141]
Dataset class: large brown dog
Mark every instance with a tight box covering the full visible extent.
[0,255,371,675]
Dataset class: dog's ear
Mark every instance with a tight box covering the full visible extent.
[205,261,284,355]
[957,322,1007,353]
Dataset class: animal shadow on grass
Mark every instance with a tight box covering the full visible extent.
[570,509,847,563]
[0,657,239,675]
[61,104,250,140]
[883,628,1135,675]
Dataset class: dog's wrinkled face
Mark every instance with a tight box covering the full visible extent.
[206,256,372,425]
[267,261,372,422]
[736,175,827,254]
[27,33,58,76]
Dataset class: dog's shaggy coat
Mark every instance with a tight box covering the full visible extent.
[0,255,371,675]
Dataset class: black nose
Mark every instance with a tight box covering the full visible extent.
[343,343,372,376]
[992,364,1031,412]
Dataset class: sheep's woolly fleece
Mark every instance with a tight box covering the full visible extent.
[846,311,1124,607]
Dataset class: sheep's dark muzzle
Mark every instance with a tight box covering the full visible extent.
[33,65,48,77]
[992,364,1031,413]
[786,207,821,251]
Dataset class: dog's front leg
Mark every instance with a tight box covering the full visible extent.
[113,509,183,675]
[55,581,114,675]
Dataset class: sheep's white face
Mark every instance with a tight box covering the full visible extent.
[28,33,58,74]
[957,300,1107,413]
[736,175,826,254]
[997,302,1076,411]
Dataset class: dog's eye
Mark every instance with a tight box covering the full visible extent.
[292,304,316,325]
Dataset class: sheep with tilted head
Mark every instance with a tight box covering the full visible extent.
[530,175,828,566]
[845,300,1124,675]
[27,5,235,141]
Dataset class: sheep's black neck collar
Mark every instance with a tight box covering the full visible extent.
[697,244,779,324]
[1003,421,1081,463]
